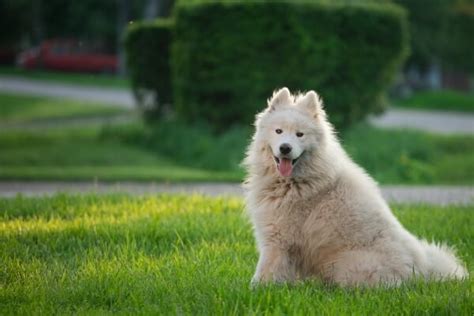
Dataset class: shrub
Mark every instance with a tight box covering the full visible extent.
[172,1,409,130]
[440,6,474,73]
[124,19,173,120]
[394,0,474,73]
[393,0,448,69]
[101,120,251,171]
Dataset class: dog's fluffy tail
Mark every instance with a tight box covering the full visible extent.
[421,240,468,280]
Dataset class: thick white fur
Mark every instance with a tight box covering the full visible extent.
[243,88,467,287]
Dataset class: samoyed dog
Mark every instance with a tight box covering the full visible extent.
[243,88,467,286]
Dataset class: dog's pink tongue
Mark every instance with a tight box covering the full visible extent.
[278,158,293,177]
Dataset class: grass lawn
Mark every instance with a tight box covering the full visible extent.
[341,124,474,185]
[0,121,472,184]
[0,93,128,124]
[0,194,472,314]
[0,66,130,89]
[0,127,242,182]
[393,90,474,113]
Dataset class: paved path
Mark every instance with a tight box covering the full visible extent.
[1,75,473,134]
[370,108,474,135]
[0,76,134,109]
[0,181,472,206]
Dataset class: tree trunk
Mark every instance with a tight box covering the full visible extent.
[117,0,130,77]
[32,0,44,45]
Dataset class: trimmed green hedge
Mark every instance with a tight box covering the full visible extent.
[172,1,408,129]
[124,19,173,119]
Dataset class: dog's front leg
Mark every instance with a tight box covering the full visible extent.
[251,245,295,285]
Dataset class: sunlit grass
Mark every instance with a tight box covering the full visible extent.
[0,194,472,314]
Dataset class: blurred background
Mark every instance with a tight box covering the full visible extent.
[0,0,472,187]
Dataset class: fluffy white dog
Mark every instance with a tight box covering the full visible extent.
[243,88,467,286]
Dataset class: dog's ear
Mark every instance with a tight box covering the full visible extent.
[296,90,325,118]
[268,87,291,111]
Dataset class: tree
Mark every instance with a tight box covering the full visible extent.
[394,0,473,73]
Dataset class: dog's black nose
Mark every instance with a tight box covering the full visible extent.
[279,143,292,155]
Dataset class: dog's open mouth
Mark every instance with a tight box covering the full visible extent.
[273,156,301,177]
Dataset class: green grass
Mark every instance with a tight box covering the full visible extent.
[0,66,130,89]
[393,90,474,112]
[342,124,474,184]
[0,121,472,184]
[0,194,472,314]
[102,121,474,184]
[0,93,128,124]
[0,127,243,182]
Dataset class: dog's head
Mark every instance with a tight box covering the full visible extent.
[252,87,330,177]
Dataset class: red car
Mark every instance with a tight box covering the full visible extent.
[17,39,118,74]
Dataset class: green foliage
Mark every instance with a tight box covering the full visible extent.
[441,4,474,73]
[172,1,409,129]
[0,0,149,50]
[101,120,250,171]
[393,90,474,113]
[394,0,474,72]
[0,194,472,314]
[0,0,31,47]
[40,0,117,49]
[393,0,449,68]
[124,19,174,119]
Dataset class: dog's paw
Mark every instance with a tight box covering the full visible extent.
[250,275,262,288]
[251,273,292,288]
[250,273,271,288]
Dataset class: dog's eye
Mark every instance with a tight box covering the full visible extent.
[275,129,283,134]
[296,132,304,137]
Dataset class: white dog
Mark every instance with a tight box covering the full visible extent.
[243,88,467,286]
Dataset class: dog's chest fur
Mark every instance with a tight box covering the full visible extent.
[251,177,359,275]
[252,179,336,248]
